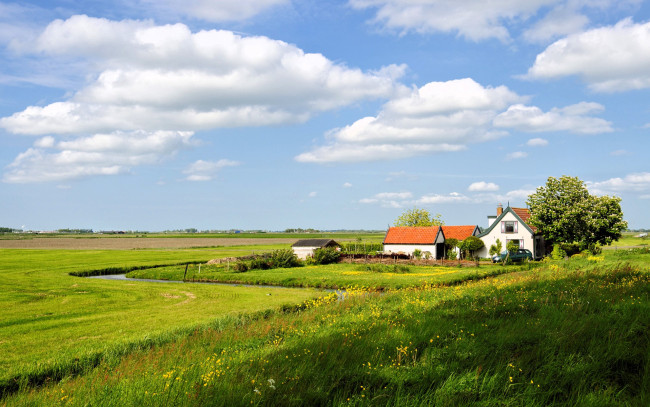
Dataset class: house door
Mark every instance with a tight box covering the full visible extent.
[436,243,445,259]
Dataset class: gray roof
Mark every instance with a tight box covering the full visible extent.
[291,239,340,248]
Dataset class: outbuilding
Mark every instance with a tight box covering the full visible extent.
[291,239,341,260]
[383,226,446,259]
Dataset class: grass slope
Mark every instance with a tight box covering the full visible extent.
[5,250,650,406]
[0,248,322,394]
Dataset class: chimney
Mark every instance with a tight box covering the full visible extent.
[497,203,503,216]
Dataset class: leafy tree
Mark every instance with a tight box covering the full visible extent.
[444,238,459,259]
[393,207,443,227]
[489,238,503,257]
[459,236,485,260]
[526,175,627,248]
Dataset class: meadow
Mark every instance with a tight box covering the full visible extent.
[127,261,529,290]
[1,238,649,406]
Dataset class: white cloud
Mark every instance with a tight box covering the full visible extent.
[610,149,628,156]
[140,0,289,22]
[359,191,413,208]
[2,15,405,183]
[343,182,353,188]
[527,18,650,92]
[308,191,318,198]
[506,151,528,160]
[2,15,403,136]
[522,5,589,43]
[297,78,520,163]
[3,131,193,183]
[183,159,240,182]
[587,172,650,194]
[297,78,609,163]
[468,182,500,192]
[494,102,612,134]
[527,137,549,147]
[416,192,470,204]
[349,0,558,42]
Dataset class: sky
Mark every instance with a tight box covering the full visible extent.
[1,0,649,231]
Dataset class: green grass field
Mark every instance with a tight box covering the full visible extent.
[127,261,530,290]
[2,245,649,405]
[0,247,323,395]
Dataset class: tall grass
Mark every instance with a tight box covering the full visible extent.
[6,254,649,406]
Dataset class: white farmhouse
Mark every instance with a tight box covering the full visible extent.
[383,226,446,259]
[477,204,545,260]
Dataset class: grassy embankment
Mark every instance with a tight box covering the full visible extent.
[3,248,650,405]
[0,245,322,396]
[128,261,527,290]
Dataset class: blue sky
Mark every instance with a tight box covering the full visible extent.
[1,0,649,231]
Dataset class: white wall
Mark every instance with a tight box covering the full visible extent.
[478,211,535,258]
[293,247,316,260]
[383,244,437,258]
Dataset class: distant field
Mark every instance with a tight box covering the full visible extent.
[0,232,385,250]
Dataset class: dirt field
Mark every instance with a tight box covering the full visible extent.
[0,237,297,250]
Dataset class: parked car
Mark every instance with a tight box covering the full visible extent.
[492,249,533,263]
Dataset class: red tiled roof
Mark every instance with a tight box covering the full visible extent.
[441,225,478,240]
[384,227,441,244]
[511,207,537,232]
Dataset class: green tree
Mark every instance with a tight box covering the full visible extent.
[459,236,485,260]
[393,208,443,227]
[526,175,627,248]
[489,238,502,257]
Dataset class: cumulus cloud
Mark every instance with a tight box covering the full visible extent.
[297,78,520,163]
[1,15,404,182]
[343,182,353,188]
[297,78,610,163]
[526,18,650,92]
[3,15,403,136]
[527,137,549,147]
[506,151,528,160]
[494,102,613,134]
[140,0,289,22]
[358,187,535,208]
[468,182,499,192]
[349,0,559,41]
[183,159,240,182]
[3,130,193,183]
[587,172,650,195]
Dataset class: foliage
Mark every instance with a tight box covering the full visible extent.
[551,244,567,260]
[393,207,444,227]
[526,175,627,247]
[506,240,519,253]
[459,236,485,260]
[413,248,422,259]
[341,241,383,254]
[445,238,459,259]
[249,257,272,270]
[269,249,302,268]
[312,247,341,265]
[489,238,502,257]
[233,261,250,272]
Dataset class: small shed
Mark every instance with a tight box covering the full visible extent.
[291,239,341,260]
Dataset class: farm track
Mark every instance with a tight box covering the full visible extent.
[0,237,298,250]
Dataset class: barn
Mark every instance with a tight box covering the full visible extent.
[291,239,341,260]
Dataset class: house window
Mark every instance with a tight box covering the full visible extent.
[507,239,524,249]
[501,221,518,233]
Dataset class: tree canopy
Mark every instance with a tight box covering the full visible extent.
[393,208,444,227]
[526,175,627,247]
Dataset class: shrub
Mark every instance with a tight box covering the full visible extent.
[312,247,340,265]
[269,249,302,268]
[413,249,422,260]
[233,261,249,273]
[551,244,567,260]
[249,258,271,270]
[559,242,581,257]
